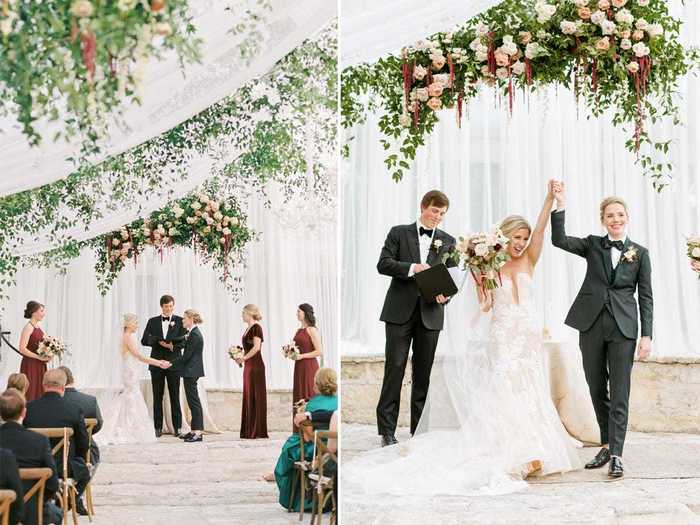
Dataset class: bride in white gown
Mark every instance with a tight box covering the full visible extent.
[97,313,171,445]
[344,182,583,496]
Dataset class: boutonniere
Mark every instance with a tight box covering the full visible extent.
[622,246,638,263]
[169,321,175,327]
[432,239,443,251]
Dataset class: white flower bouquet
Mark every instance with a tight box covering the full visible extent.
[444,227,510,291]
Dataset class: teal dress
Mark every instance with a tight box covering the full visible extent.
[274,394,338,511]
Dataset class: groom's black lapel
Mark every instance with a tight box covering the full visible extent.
[600,238,613,284]
[612,238,633,284]
[406,223,421,264]
[426,230,440,266]
[156,317,165,340]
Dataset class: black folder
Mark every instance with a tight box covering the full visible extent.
[414,263,459,303]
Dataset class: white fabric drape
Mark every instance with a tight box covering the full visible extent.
[341,0,503,68]
[0,199,338,390]
[0,0,336,196]
[342,1,699,358]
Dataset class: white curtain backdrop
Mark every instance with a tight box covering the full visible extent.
[0,200,338,390]
[342,1,699,358]
[341,0,502,68]
[0,0,336,196]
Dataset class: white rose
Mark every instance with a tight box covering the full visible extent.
[230,217,239,226]
[117,0,137,11]
[142,228,151,236]
[560,21,577,34]
[413,64,427,81]
[636,0,649,5]
[535,1,557,23]
[475,243,489,257]
[415,40,429,51]
[635,18,649,30]
[415,87,429,101]
[154,22,173,37]
[502,40,518,56]
[600,20,617,35]
[620,38,632,50]
[476,50,489,62]
[214,211,223,221]
[112,238,121,247]
[169,228,177,236]
[692,247,700,258]
[223,227,231,235]
[574,0,589,6]
[615,9,634,25]
[626,61,640,73]
[537,30,548,40]
[469,37,482,51]
[476,22,489,36]
[202,226,211,234]
[70,0,94,17]
[496,67,509,79]
[399,113,411,127]
[0,13,16,36]
[647,23,663,38]
[186,217,195,224]
[191,202,201,210]
[525,42,541,60]
[632,42,650,57]
[590,10,606,25]
[433,73,450,86]
[219,238,226,245]
[511,61,525,75]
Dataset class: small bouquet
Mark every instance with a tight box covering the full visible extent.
[282,343,301,361]
[444,227,510,291]
[687,235,700,279]
[228,345,245,367]
[36,336,68,362]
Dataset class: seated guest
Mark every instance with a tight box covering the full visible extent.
[59,366,103,468]
[0,447,24,525]
[23,369,91,516]
[6,373,29,397]
[266,367,338,512]
[0,389,61,525]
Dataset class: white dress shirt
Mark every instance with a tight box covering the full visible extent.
[408,220,436,276]
[161,316,171,339]
[608,235,627,269]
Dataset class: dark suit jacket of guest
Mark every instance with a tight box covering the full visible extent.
[0,447,24,525]
[172,326,205,378]
[63,387,103,465]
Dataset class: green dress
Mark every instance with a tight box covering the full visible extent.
[274,394,338,511]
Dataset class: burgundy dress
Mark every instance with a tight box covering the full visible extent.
[20,325,46,402]
[292,327,320,431]
[240,324,268,439]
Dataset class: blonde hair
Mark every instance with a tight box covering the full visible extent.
[242,304,262,321]
[314,367,338,396]
[599,196,629,222]
[184,309,203,324]
[123,313,138,331]
[499,215,531,239]
[6,373,29,395]
[43,368,67,388]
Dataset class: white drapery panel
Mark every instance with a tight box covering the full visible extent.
[342,2,699,357]
[341,0,502,68]
[0,200,338,390]
[0,0,336,196]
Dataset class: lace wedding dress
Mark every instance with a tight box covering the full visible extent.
[96,337,157,446]
[344,273,582,496]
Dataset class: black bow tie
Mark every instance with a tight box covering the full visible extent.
[419,227,434,237]
[603,238,624,251]
[162,317,171,322]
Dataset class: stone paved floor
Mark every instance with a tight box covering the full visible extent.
[84,432,305,525]
[341,424,700,525]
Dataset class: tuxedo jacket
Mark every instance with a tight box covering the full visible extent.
[24,392,90,463]
[551,210,653,339]
[377,223,456,331]
[171,326,205,378]
[141,314,187,370]
[0,447,24,525]
[63,388,102,465]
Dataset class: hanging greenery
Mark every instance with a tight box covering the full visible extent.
[341,0,698,189]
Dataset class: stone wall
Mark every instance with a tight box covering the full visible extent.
[341,355,700,433]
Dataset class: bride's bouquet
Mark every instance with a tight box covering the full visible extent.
[36,336,68,362]
[282,343,301,361]
[227,345,245,367]
[444,227,510,291]
[687,235,700,279]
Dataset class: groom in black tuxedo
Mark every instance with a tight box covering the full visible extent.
[376,190,457,446]
[141,294,187,437]
[551,181,653,478]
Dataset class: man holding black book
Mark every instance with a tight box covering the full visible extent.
[141,294,187,438]
[375,190,457,447]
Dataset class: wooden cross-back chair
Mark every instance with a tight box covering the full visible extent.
[28,427,78,525]
[83,417,98,521]
[0,490,16,525]
[288,422,314,522]
[309,431,337,525]
[19,467,53,525]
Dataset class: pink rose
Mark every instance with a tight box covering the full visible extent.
[632,29,644,41]
[427,82,444,97]
[431,55,446,70]
[496,67,509,79]
[597,0,610,9]
[619,29,631,39]
[495,50,510,67]
[413,65,427,81]
[595,37,610,52]
[578,7,591,19]
[427,97,442,111]
[415,87,429,102]
[611,0,627,7]
[519,31,532,44]
[626,61,640,73]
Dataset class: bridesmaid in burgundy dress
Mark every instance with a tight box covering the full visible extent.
[238,304,269,439]
[18,301,50,402]
[291,303,322,431]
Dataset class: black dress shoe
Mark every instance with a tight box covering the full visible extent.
[585,448,611,469]
[75,498,89,516]
[380,434,398,447]
[155,429,163,438]
[179,432,194,440]
[608,456,624,478]
[184,434,203,443]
